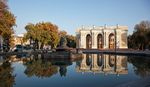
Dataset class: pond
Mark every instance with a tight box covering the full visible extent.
[0,53,150,87]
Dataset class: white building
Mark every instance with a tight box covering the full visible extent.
[13,34,30,46]
[76,25,128,49]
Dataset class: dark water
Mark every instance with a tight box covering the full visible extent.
[0,53,150,87]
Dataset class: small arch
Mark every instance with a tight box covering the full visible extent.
[109,33,115,49]
[97,34,103,49]
[86,34,92,49]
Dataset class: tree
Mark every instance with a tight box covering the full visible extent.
[24,22,59,49]
[58,30,76,48]
[59,30,67,37]
[0,0,16,51]
[128,21,150,50]
[66,35,76,48]
[24,23,39,49]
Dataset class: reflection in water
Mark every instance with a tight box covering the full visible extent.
[76,54,128,75]
[128,56,150,78]
[59,66,67,77]
[1,53,150,87]
[23,54,74,78]
[0,57,15,87]
[24,58,58,78]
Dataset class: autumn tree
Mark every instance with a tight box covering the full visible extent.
[59,30,67,37]
[0,0,16,51]
[25,22,59,49]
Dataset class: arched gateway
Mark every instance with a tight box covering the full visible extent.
[86,34,92,49]
[97,34,103,49]
[109,33,115,49]
[76,25,128,49]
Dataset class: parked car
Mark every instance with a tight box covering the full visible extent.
[12,45,23,52]
[12,45,33,52]
[22,46,33,52]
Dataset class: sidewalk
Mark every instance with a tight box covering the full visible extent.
[81,49,150,56]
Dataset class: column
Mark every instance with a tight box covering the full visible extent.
[80,54,89,70]
[92,32,94,48]
[105,32,109,49]
[103,54,111,71]
[103,31,106,49]
[80,33,86,48]
[115,56,122,72]
[92,32,97,49]
[116,30,121,49]
[91,54,100,71]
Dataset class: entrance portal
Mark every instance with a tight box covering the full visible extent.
[97,34,103,49]
[86,34,92,49]
[109,33,115,49]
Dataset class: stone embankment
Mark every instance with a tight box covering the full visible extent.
[81,49,150,56]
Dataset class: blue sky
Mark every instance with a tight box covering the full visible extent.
[8,0,150,35]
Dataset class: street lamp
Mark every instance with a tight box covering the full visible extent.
[115,27,117,53]
[115,24,119,53]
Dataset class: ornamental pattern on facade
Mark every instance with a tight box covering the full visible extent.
[76,25,128,49]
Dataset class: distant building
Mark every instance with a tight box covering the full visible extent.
[13,34,30,46]
[76,25,128,49]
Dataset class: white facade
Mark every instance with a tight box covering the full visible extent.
[76,25,128,49]
[13,34,30,46]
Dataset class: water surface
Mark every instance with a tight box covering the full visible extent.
[0,53,150,87]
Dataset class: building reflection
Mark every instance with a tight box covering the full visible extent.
[76,54,128,75]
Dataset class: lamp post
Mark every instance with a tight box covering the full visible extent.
[115,29,117,53]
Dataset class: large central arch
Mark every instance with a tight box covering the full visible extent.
[109,33,115,49]
[97,34,103,49]
[86,34,92,49]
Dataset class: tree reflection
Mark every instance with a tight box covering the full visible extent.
[0,61,15,87]
[52,60,72,77]
[59,66,67,77]
[128,56,150,78]
[24,58,58,78]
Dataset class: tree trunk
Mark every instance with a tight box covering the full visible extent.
[38,42,41,50]
[141,44,143,50]
[138,44,141,50]
[40,43,44,49]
